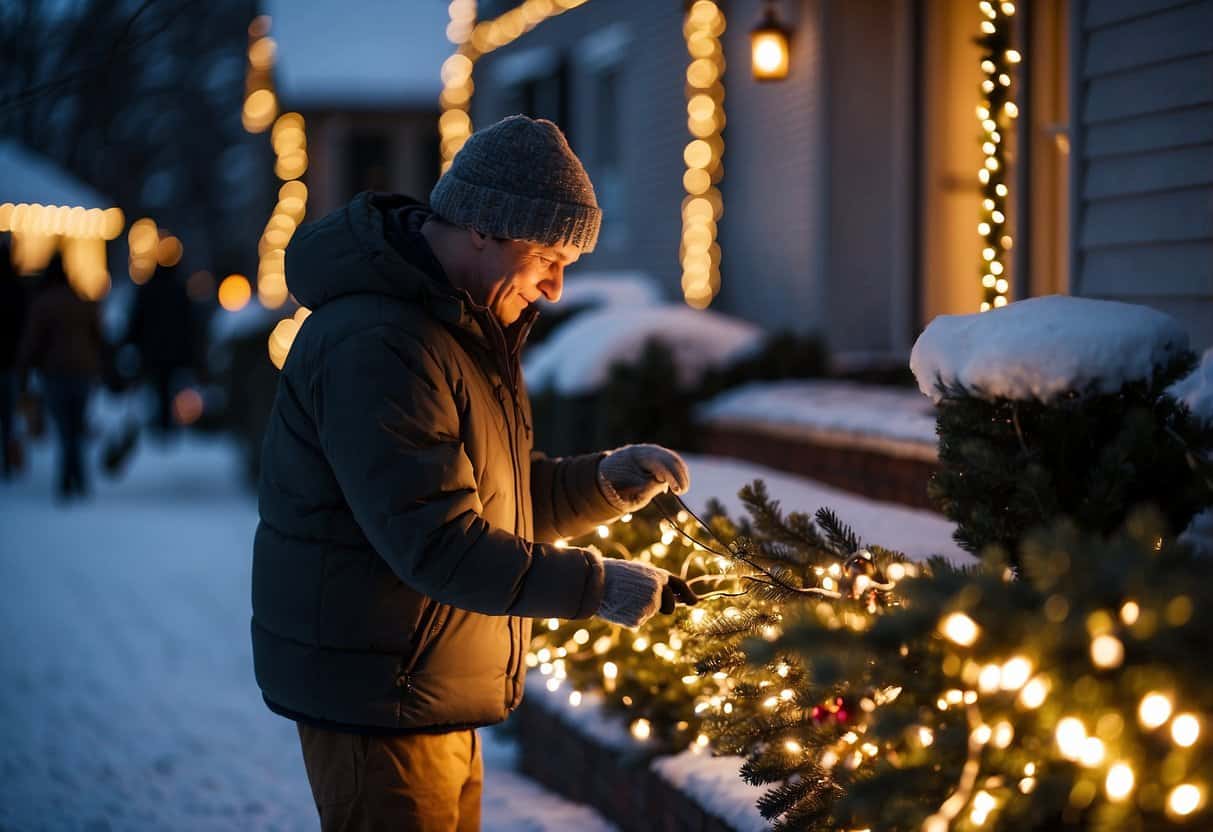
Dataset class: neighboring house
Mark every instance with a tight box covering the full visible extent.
[269,0,446,218]
[470,0,1212,353]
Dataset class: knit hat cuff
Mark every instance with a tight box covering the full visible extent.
[430,176,601,253]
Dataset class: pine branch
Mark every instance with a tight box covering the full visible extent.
[693,608,780,638]
[814,507,860,554]
[756,771,837,822]
[694,648,748,674]
[740,480,827,550]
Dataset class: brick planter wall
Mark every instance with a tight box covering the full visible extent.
[515,699,745,832]
[699,423,940,512]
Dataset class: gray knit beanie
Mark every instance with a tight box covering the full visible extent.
[430,115,601,252]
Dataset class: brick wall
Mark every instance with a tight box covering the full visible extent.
[515,699,743,832]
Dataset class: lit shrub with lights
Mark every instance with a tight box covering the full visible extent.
[758,508,1213,831]
[531,499,744,748]
[531,482,1213,831]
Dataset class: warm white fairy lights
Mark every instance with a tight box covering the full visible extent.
[940,612,980,646]
[680,0,726,309]
[975,1,1019,312]
[243,16,277,133]
[523,500,1213,830]
[238,15,314,368]
[0,202,125,300]
[1139,691,1174,730]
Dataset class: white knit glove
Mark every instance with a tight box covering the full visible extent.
[597,559,698,629]
[597,444,690,513]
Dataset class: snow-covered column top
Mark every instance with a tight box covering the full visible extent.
[909,295,1190,403]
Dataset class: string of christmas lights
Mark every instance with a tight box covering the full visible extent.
[680,0,726,310]
[237,14,313,368]
[530,489,1211,829]
[0,202,124,300]
[976,0,1020,312]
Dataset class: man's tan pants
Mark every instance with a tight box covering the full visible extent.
[297,723,483,832]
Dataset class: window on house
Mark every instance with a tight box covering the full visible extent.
[505,60,570,143]
[593,65,626,249]
[347,131,390,195]
[576,23,633,251]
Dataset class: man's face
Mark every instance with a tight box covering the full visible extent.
[469,233,582,326]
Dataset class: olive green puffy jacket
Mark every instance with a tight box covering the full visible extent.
[252,193,616,732]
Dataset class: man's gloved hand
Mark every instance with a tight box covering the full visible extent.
[598,444,691,513]
[597,558,699,629]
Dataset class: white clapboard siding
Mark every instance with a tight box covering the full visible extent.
[1084,0,1205,28]
[1073,0,1213,347]
[1085,104,1213,157]
[1084,0,1213,76]
[1081,243,1213,296]
[1084,145,1213,198]
[1084,53,1213,123]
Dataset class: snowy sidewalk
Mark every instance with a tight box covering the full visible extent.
[0,432,617,832]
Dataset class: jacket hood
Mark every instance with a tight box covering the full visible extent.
[286,192,451,313]
[286,191,540,356]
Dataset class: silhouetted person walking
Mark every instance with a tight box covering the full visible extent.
[16,255,104,498]
[0,237,30,478]
[125,262,195,435]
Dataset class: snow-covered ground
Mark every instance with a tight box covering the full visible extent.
[682,453,964,564]
[696,380,938,461]
[0,427,616,832]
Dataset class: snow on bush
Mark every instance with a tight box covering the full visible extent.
[910,295,1189,403]
[1168,347,1213,425]
[524,305,762,396]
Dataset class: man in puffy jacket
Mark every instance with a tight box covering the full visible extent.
[252,115,696,831]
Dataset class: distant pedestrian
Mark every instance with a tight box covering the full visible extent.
[0,237,30,478]
[125,262,196,435]
[15,255,105,499]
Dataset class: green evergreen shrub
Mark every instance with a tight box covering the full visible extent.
[928,352,1213,568]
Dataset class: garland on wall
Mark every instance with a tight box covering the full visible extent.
[976,0,1021,312]
[680,0,727,310]
[236,14,314,368]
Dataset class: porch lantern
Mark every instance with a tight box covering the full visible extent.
[750,1,790,81]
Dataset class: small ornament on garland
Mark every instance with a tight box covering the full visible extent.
[841,548,894,612]
[811,695,854,726]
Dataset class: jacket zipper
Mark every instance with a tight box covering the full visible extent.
[478,310,541,704]
[397,600,450,703]
[493,381,526,701]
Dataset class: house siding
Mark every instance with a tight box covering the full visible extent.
[715,0,827,337]
[1072,0,1213,349]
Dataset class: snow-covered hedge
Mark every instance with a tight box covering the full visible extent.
[525,304,762,396]
[912,296,1212,564]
